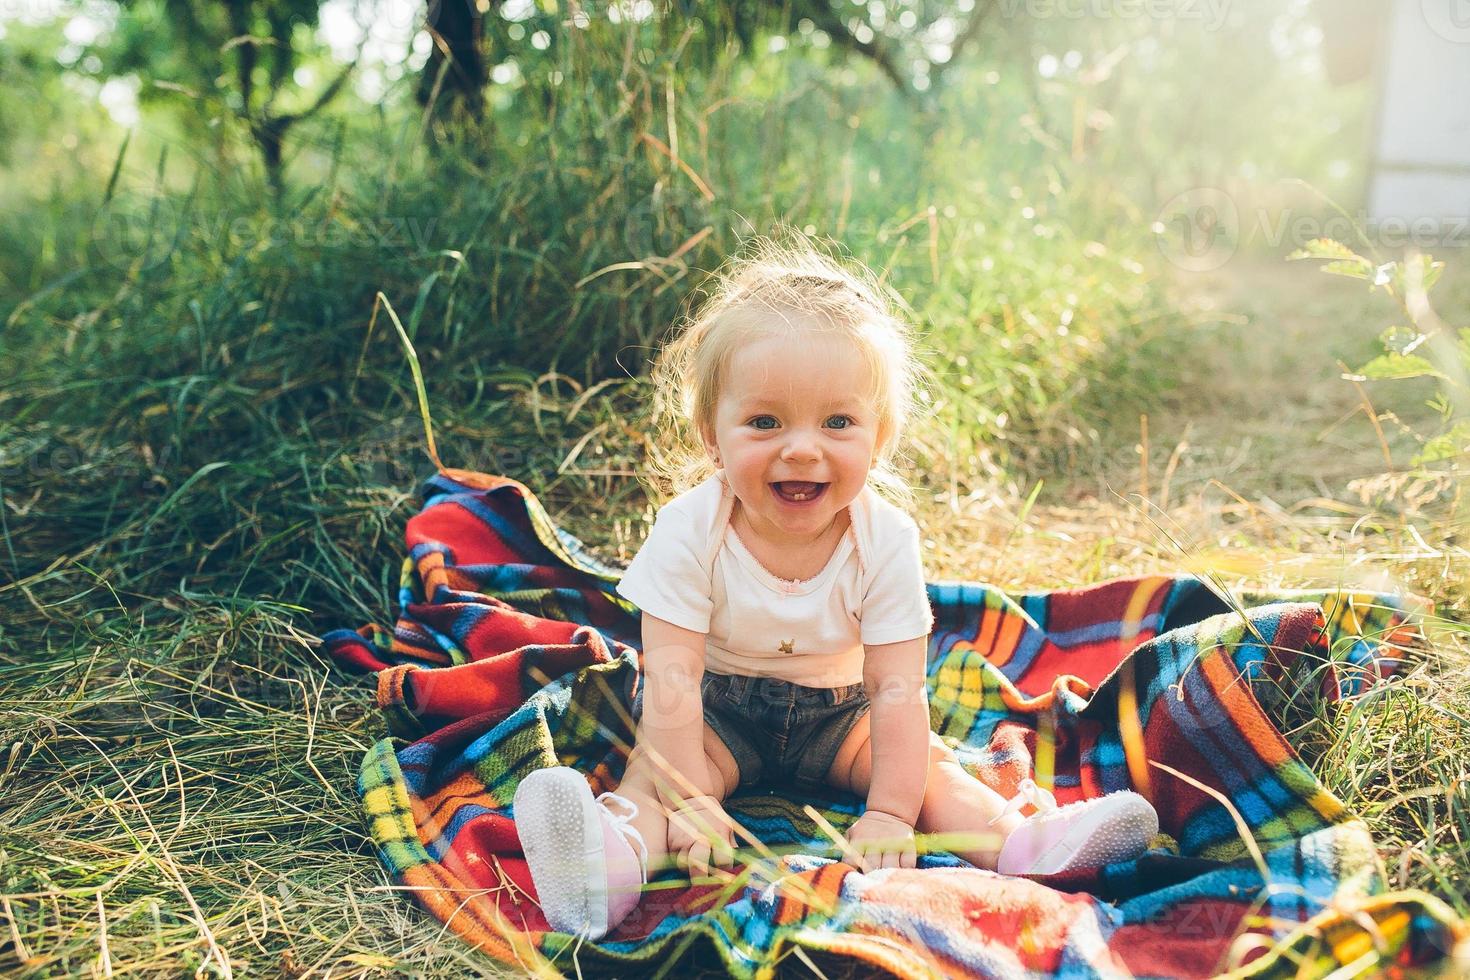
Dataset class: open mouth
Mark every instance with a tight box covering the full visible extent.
[771,481,828,503]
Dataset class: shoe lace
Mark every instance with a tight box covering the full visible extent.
[987,778,1058,827]
[595,791,650,885]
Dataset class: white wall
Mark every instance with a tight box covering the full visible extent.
[1368,0,1470,228]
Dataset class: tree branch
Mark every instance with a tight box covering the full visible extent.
[261,4,295,118]
[803,3,915,99]
[222,0,256,118]
[931,0,997,89]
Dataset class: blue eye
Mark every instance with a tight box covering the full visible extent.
[747,415,854,430]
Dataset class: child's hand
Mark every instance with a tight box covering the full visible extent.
[665,794,739,880]
[845,809,918,871]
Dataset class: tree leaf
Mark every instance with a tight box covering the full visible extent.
[1355,353,1445,382]
[1286,238,1365,263]
[1318,259,1373,280]
[1412,420,1470,466]
[1379,325,1423,355]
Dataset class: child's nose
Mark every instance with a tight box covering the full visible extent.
[780,431,821,462]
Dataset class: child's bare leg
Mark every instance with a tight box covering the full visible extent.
[826,714,1023,870]
[913,737,1024,871]
[616,723,740,881]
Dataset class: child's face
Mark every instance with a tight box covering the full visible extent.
[702,329,882,545]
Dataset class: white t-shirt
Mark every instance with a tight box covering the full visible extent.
[615,470,934,687]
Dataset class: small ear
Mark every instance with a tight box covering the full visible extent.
[871,423,892,463]
[699,426,721,465]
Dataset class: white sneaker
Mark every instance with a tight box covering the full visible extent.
[993,779,1158,876]
[513,766,650,938]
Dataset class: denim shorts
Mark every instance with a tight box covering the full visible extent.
[628,671,871,789]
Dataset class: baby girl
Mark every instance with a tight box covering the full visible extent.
[515,236,1157,938]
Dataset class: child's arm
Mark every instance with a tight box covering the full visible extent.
[639,610,723,808]
[861,634,932,825]
[852,631,929,869]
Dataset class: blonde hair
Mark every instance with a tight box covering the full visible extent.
[644,230,932,513]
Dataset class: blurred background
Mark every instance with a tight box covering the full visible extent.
[1,1,1467,973]
[2,0,1466,508]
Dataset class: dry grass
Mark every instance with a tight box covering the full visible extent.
[2,244,1465,976]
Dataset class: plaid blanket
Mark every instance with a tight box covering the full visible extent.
[324,470,1466,978]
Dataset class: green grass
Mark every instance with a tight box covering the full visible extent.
[3,243,1466,975]
[2,16,1468,976]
